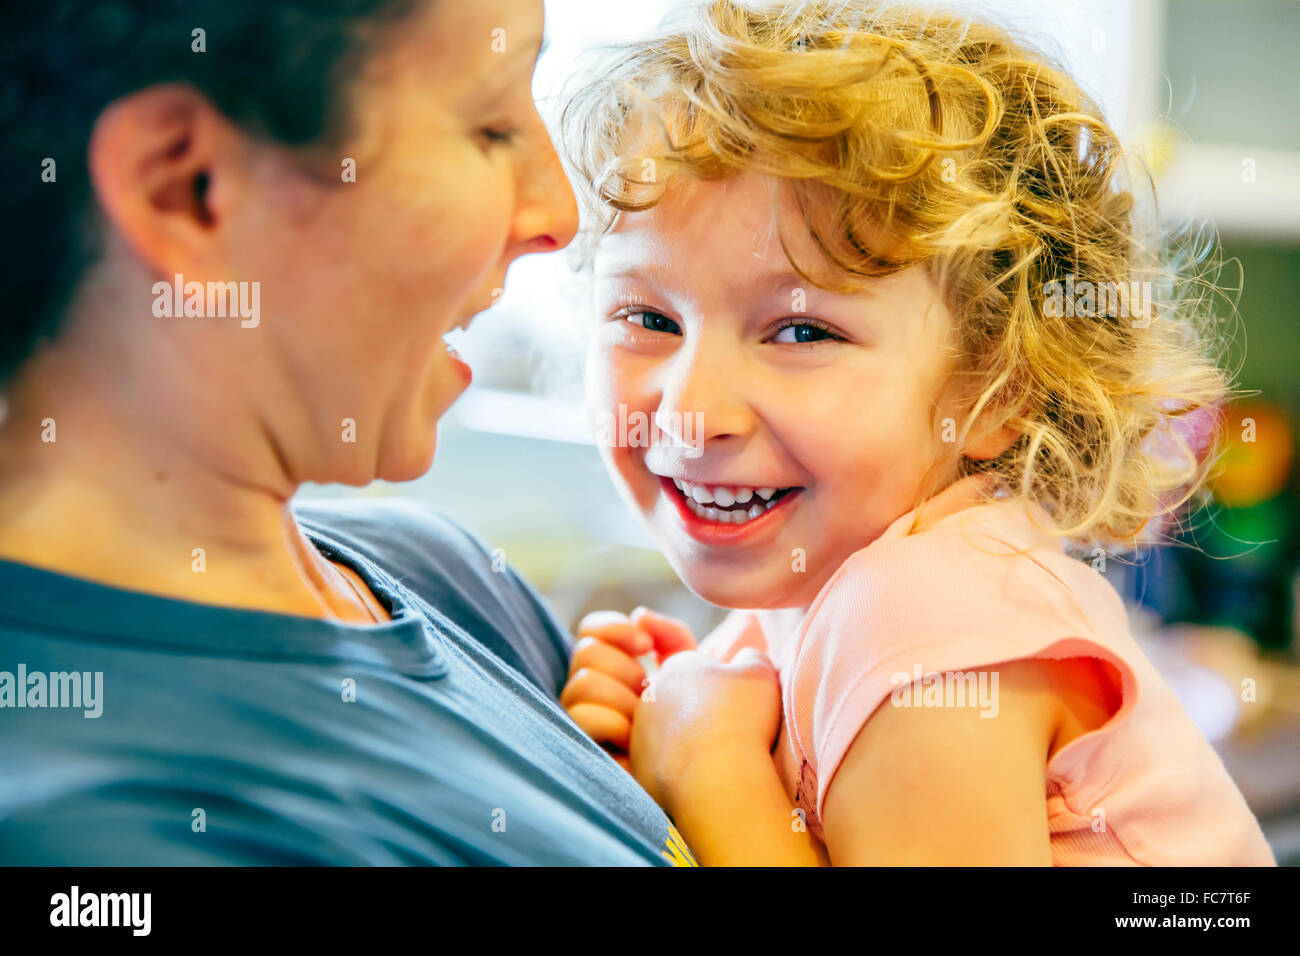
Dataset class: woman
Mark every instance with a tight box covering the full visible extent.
[0,0,694,865]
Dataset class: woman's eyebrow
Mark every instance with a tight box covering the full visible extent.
[482,26,547,75]
[470,30,547,104]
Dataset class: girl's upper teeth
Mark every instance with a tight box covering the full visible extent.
[670,479,792,524]
[672,479,783,503]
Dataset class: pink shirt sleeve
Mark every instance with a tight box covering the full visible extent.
[769,490,1272,863]
[781,515,1137,827]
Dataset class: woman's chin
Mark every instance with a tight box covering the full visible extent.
[372,431,438,485]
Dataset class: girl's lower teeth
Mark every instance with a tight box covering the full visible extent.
[682,492,781,524]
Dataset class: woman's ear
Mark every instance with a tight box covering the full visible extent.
[87,84,245,276]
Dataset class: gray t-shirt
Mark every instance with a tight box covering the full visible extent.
[0,498,695,866]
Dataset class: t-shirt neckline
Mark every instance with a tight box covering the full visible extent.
[0,527,447,678]
[881,474,1060,551]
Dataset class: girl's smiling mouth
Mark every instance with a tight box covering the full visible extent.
[656,476,803,545]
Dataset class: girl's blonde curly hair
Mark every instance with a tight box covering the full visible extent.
[561,0,1233,550]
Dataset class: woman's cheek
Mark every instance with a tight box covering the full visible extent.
[399,149,513,302]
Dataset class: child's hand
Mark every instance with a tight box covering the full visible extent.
[629,647,782,808]
[561,608,696,769]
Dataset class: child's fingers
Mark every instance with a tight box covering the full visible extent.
[566,702,632,752]
[561,667,641,719]
[575,611,654,657]
[630,606,697,660]
[606,748,632,772]
[569,635,648,692]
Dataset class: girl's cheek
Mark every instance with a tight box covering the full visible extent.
[585,344,637,459]
[589,343,654,412]
[584,341,619,414]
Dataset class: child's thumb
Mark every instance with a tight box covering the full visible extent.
[729,646,776,673]
[631,607,697,659]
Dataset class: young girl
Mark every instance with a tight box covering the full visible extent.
[555,0,1275,865]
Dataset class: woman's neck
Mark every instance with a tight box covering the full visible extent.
[0,336,380,623]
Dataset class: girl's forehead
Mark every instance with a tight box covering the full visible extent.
[595,173,816,266]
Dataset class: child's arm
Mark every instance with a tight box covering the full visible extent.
[819,658,1060,865]
[654,738,830,866]
[633,653,1062,866]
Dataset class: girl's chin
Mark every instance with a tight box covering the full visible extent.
[669,564,787,610]
[662,549,834,610]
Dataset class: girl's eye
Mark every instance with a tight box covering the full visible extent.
[769,320,842,344]
[623,310,682,335]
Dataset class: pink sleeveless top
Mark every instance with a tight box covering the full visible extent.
[700,477,1275,865]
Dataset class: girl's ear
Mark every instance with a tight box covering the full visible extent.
[962,417,1019,461]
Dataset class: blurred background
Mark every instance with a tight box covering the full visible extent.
[296,0,1300,863]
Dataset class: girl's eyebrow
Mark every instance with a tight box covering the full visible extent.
[592,263,658,283]
[594,262,806,289]
[761,270,809,295]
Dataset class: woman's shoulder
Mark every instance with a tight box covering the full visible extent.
[294,496,484,563]
[294,496,573,694]
[295,496,535,609]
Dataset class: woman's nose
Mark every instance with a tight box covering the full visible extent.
[509,124,579,257]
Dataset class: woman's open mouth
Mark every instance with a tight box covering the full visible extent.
[440,328,473,382]
[657,476,803,544]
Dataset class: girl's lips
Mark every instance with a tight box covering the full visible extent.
[658,476,802,546]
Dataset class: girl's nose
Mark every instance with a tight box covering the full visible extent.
[655,341,757,448]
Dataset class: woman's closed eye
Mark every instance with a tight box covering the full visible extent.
[479,124,519,147]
